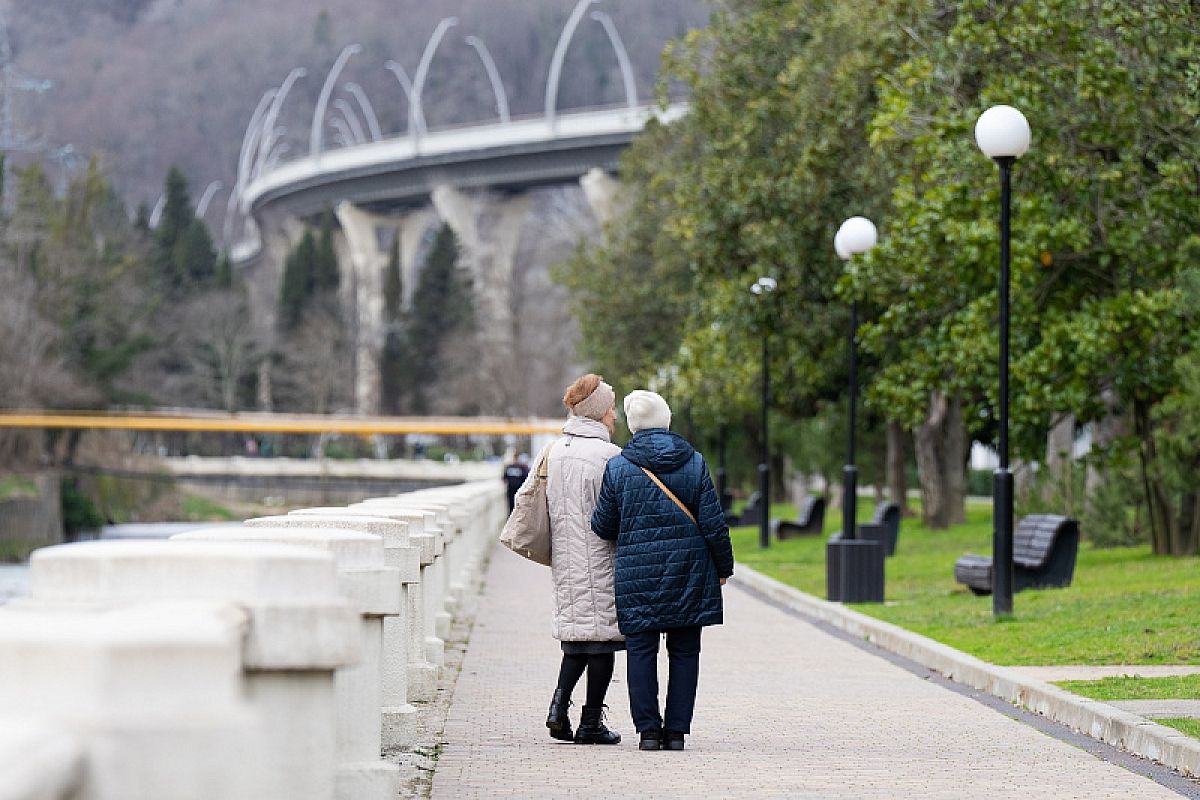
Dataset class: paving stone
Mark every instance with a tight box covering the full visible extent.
[432,546,1186,799]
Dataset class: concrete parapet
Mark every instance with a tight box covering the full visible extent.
[293,505,442,701]
[172,527,401,800]
[0,603,262,800]
[20,540,359,800]
[243,513,419,748]
[359,499,455,639]
[0,716,83,800]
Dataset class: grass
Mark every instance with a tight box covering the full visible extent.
[180,494,239,522]
[0,475,38,502]
[1054,675,1200,700]
[1158,719,1200,739]
[730,498,1200,666]
[0,540,36,563]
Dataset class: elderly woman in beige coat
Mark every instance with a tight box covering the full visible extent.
[544,373,623,745]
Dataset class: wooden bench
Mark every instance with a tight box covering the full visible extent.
[857,501,901,556]
[771,495,826,539]
[954,514,1080,596]
[731,492,766,527]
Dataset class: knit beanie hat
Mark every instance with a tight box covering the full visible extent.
[572,381,616,421]
[623,390,672,434]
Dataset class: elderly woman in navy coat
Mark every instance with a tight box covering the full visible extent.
[591,389,735,752]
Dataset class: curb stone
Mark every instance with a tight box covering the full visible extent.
[732,563,1200,777]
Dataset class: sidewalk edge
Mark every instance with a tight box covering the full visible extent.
[731,563,1200,778]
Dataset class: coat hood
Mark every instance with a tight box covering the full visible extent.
[562,414,612,441]
[622,429,694,472]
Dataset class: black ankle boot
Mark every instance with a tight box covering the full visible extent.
[663,730,686,751]
[574,705,621,745]
[639,728,662,751]
[546,688,573,741]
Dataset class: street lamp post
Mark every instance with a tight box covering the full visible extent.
[833,217,878,541]
[825,217,884,604]
[751,276,777,549]
[975,105,1031,618]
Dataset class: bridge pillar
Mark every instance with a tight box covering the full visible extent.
[334,203,438,415]
[334,202,389,415]
[430,186,533,414]
[580,167,623,226]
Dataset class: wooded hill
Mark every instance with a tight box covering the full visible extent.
[3,0,708,218]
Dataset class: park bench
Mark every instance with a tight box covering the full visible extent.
[771,495,826,539]
[731,492,766,527]
[857,501,901,556]
[953,514,1080,596]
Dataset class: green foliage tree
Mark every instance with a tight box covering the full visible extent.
[153,166,218,293]
[402,223,473,414]
[559,0,1198,548]
[852,0,1199,549]
[278,230,318,330]
[313,212,339,293]
[380,234,407,414]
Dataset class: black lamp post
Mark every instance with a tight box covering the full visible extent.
[751,276,777,549]
[833,217,877,541]
[826,217,884,604]
[975,104,1031,618]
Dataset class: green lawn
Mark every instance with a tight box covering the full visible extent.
[0,475,38,501]
[1158,719,1200,739]
[180,494,239,522]
[730,498,1200,665]
[1054,675,1200,700]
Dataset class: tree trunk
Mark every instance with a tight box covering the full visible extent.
[1134,397,1171,555]
[1085,388,1127,496]
[886,420,910,516]
[944,396,966,525]
[1044,412,1076,514]
[913,391,967,529]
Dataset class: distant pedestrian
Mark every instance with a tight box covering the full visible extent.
[591,390,734,752]
[542,373,624,745]
[502,453,530,512]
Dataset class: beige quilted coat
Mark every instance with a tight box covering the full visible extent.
[546,415,622,642]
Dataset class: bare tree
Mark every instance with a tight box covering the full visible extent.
[179,289,263,411]
[0,266,86,467]
[274,304,354,416]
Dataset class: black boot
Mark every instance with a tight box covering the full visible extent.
[663,730,686,751]
[574,705,621,745]
[639,728,662,751]
[546,688,573,742]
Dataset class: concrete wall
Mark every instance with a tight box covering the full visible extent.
[0,479,507,800]
[0,473,63,557]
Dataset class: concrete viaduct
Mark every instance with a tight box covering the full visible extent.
[226,3,687,415]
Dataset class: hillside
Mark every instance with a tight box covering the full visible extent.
[2,0,708,220]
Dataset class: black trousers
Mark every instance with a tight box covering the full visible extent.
[624,626,703,733]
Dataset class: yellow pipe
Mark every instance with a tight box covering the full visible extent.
[0,411,563,436]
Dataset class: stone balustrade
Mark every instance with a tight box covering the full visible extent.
[0,479,506,800]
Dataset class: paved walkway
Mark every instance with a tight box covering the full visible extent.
[432,547,1191,799]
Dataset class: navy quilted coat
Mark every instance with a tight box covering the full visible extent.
[591,429,735,634]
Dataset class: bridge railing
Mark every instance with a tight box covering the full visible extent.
[0,479,507,800]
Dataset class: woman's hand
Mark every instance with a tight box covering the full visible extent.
[719,577,727,586]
